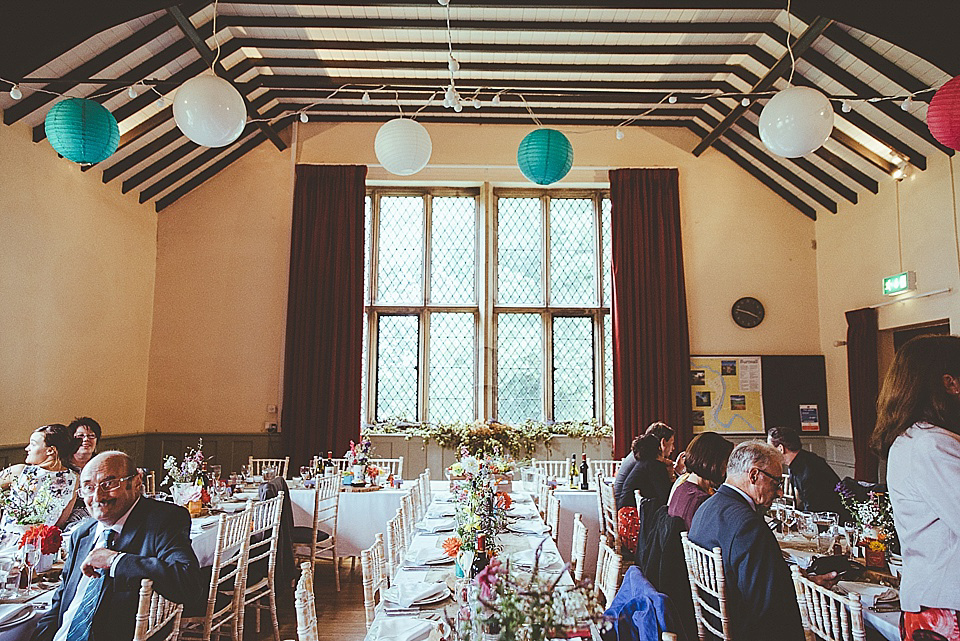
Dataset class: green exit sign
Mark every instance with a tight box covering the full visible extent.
[883,271,916,296]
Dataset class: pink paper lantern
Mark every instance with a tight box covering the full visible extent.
[928,75,960,151]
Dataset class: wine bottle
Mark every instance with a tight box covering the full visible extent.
[579,455,589,490]
[326,451,334,476]
[569,454,577,486]
[470,534,489,578]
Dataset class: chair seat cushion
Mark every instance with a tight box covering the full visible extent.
[292,526,330,544]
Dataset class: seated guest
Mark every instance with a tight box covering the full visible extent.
[68,417,102,470]
[767,426,846,517]
[690,441,812,641]
[667,432,733,530]
[63,417,103,528]
[0,424,79,529]
[31,451,203,641]
[613,422,674,553]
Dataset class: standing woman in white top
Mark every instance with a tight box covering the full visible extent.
[0,424,79,530]
[873,334,960,641]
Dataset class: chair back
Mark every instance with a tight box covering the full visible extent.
[410,482,424,522]
[294,562,318,641]
[545,492,561,541]
[201,506,253,641]
[596,539,622,606]
[134,578,183,641]
[361,533,388,628]
[385,510,406,579]
[248,456,290,480]
[571,512,588,581]
[680,532,731,641]
[535,471,550,516]
[399,494,416,541]
[369,457,403,479]
[598,474,619,549]
[533,459,568,481]
[791,566,866,641]
[591,459,620,480]
[420,469,432,505]
[141,470,156,496]
[783,473,796,502]
[245,492,284,584]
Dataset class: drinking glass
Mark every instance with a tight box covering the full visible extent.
[1,559,19,597]
[782,508,798,537]
[22,544,39,595]
[240,465,250,482]
[263,466,276,481]
[0,558,12,598]
[210,465,222,483]
[799,513,818,543]
[300,466,313,481]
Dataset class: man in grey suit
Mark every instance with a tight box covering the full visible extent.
[32,451,203,641]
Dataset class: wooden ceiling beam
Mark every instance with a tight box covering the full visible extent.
[830,129,898,175]
[824,24,933,96]
[294,113,694,127]
[166,6,286,151]
[155,132,269,212]
[692,16,832,156]
[286,102,701,119]
[813,146,878,194]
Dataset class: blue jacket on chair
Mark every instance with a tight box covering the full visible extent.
[602,566,688,641]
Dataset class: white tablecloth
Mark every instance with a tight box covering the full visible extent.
[0,587,54,641]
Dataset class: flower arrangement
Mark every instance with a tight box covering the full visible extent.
[836,479,900,555]
[455,542,609,641]
[449,451,510,555]
[19,525,62,555]
[368,418,611,459]
[345,437,372,467]
[162,438,205,486]
[1,478,56,525]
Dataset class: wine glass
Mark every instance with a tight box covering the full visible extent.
[781,507,798,537]
[210,465,222,483]
[22,544,39,595]
[300,466,313,481]
[798,513,818,544]
[240,465,250,482]
[0,558,13,598]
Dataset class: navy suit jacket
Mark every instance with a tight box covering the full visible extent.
[32,498,204,641]
[789,449,847,519]
[688,485,804,641]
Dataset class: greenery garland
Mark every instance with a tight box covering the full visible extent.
[364,418,612,459]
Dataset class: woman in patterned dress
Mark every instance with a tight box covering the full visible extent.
[0,423,80,529]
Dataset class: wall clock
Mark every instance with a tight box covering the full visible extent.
[731,296,765,328]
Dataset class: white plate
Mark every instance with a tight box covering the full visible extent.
[0,607,34,631]
[506,522,550,535]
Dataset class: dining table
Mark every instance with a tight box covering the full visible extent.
[362,487,600,641]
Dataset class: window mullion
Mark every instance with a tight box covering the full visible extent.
[544,312,553,422]
[421,309,430,423]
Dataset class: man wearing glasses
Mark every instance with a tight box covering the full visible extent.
[32,451,203,641]
[688,441,806,641]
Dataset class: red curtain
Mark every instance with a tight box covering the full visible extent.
[609,168,692,458]
[281,165,367,468]
[846,307,880,481]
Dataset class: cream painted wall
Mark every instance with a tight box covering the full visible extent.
[147,121,820,434]
[816,154,960,438]
[0,121,157,445]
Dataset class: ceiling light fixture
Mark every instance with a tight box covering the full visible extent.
[741,97,751,107]
[299,112,308,123]
[362,91,371,104]
[841,99,852,113]
[667,95,677,104]
[615,128,624,140]
[901,96,913,111]
[9,84,22,100]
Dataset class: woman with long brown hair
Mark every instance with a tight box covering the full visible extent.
[874,334,960,641]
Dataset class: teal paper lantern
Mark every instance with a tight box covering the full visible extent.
[44,98,120,164]
[517,128,574,185]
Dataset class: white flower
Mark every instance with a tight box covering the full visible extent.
[462,456,480,476]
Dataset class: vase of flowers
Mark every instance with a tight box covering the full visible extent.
[345,437,372,483]
[19,525,61,573]
[836,478,899,567]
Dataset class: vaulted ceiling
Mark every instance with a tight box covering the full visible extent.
[1,1,957,218]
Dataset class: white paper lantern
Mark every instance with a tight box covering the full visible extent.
[759,86,835,158]
[374,118,432,175]
[173,72,246,148]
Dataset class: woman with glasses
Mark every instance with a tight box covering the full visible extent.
[68,416,101,470]
[0,424,79,530]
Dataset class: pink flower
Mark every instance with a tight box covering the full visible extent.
[474,558,502,600]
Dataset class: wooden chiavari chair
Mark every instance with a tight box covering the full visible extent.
[369,457,403,479]
[248,456,290,480]
[360,533,389,628]
[293,475,341,591]
[241,493,284,641]
[596,539,622,607]
[420,468,432,505]
[545,492,561,542]
[792,566,866,641]
[399,494,416,541]
[180,505,253,641]
[294,562,318,641]
[680,532,732,641]
[385,509,406,580]
[410,482,424,523]
[134,578,183,641]
[532,459,569,481]
[571,512,588,582]
[591,459,620,480]
[597,473,619,549]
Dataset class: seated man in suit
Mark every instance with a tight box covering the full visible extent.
[32,451,204,641]
[767,426,847,518]
[688,441,809,641]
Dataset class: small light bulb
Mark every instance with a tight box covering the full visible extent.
[901,96,913,111]
[453,101,463,113]
[128,85,139,99]
[667,95,677,104]
[362,91,371,104]
[841,100,852,113]
[472,99,481,109]
[445,85,456,102]
[740,97,751,107]
[300,112,309,123]
[155,97,165,108]
[438,0,450,5]
[448,56,460,73]
[491,94,501,106]
[9,84,22,100]
[442,96,452,108]
[892,168,905,180]
[615,128,624,140]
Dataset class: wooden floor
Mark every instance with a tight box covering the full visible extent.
[248,560,367,641]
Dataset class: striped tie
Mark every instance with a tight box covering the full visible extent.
[64,529,115,641]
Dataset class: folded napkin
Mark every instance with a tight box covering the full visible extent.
[409,547,452,566]
[426,507,456,518]
[417,519,455,533]
[233,492,258,500]
[509,494,532,503]
[217,502,247,513]
[781,548,816,570]
[0,604,33,626]
[384,582,449,608]
[836,581,899,606]
[509,549,562,568]
[507,506,538,519]
[507,521,550,535]
[376,617,436,641]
